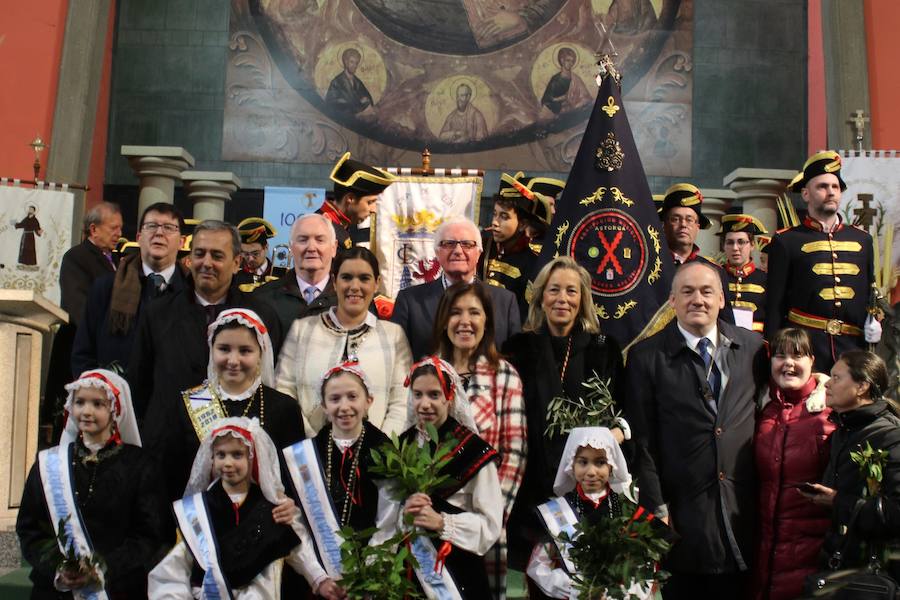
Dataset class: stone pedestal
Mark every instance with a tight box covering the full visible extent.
[0,291,67,530]
[696,188,736,257]
[182,171,242,221]
[723,168,798,236]
[121,146,195,221]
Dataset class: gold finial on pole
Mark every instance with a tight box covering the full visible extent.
[29,135,48,180]
[422,148,431,171]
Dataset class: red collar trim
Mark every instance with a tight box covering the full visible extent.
[725,261,756,277]
[575,482,609,508]
[803,215,843,233]
[321,200,351,229]
[672,245,700,264]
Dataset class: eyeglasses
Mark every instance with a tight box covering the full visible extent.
[667,215,698,226]
[438,239,478,250]
[141,222,181,234]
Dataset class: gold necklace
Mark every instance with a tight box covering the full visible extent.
[212,384,266,426]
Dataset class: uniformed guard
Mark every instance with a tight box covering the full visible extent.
[321,151,395,250]
[765,150,878,371]
[520,175,565,253]
[718,213,767,332]
[235,217,277,292]
[478,171,554,320]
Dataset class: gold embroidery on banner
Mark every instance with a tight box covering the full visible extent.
[728,283,765,294]
[601,96,620,117]
[596,305,611,320]
[801,241,862,253]
[609,187,635,207]
[812,263,861,276]
[623,247,632,259]
[555,220,570,250]
[595,132,624,171]
[819,287,856,300]
[487,259,521,279]
[647,225,661,253]
[614,300,637,319]
[647,256,662,284]
[580,187,607,206]
[391,210,443,233]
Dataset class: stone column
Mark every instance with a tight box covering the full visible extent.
[695,189,735,257]
[121,146,195,220]
[182,171,242,221]
[723,168,798,237]
[821,0,870,150]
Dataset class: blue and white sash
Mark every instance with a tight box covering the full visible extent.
[408,533,462,600]
[173,493,234,600]
[536,496,579,574]
[283,439,344,578]
[37,443,109,600]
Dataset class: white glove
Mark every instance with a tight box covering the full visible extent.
[865,314,883,344]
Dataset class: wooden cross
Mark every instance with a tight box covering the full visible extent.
[853,193,877,228]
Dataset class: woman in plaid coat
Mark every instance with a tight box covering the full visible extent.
[433,281,527,600]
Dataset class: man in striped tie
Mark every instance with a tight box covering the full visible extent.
[623,261,765,600]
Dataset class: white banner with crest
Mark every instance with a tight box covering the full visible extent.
[372,176,482,298]
[838,152,900,282]
[0,184,75,304]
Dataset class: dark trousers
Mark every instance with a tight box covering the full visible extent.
[662,571,749,600]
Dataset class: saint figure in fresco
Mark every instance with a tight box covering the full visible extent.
[325,47,375,114]
[15,204,43,268]
[439,83,488,143]
[540,47,592,115]
[603,0,658,35]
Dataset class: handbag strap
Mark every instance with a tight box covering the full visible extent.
[829,498,874,570]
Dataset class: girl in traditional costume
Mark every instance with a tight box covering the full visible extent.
[148,417,343,599]
[373,356,503,599]
[17,369,166,599]
[526,427,651,600]
[282,361,392,583]
[151,308,305,507]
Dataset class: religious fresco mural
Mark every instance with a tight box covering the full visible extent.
[223,0,693,176]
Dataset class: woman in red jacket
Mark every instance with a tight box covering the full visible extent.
[752,328,836,600]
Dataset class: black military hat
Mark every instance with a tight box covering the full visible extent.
[522,176,565,199]
[497,171,553,226]
[237,217,277,245]
[788,150,847,193]
[717,213,768,237]
[658,183,711,229]
[329,151,395,196]
[756,234,773,255]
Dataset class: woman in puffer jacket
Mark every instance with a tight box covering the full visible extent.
[753,328,836,600]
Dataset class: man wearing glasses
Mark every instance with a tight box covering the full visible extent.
[72,202,187,376]
[235,217,277,292]
[391,215,521,359]
[718,214,768,332]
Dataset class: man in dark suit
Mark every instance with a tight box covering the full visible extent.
[253,212,339,335]
[71,203,187,376]
[45,202,123,434]
[625,261,765,599]
[128,220,283,420]
[391,216,520,359]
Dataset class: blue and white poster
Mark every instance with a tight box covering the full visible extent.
[263,186,326,269]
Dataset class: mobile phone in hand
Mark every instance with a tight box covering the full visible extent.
[797,482,821,495]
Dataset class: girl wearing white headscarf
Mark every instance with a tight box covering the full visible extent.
[148,417,340,599]
[151,308,305,507]
[371,356,503,599]
[526,427,651,600]
[17,369,167,599]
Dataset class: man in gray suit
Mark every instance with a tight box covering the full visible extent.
[391,216,520,359]
[624,261,765,599]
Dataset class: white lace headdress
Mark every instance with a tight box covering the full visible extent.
[62,369,141,447]
[402,355,478,433]
[206,308,275,391]
[553,426,632,496]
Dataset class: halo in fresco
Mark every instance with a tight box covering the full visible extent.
[225,0,692,175]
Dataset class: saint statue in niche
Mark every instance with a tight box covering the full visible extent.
[14,204,42,270]
[324,47,375,114]
[540,46,592,115]
[439,83,488,143]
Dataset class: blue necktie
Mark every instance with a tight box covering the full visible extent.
[303,287,318,304]
[697,337,721,408]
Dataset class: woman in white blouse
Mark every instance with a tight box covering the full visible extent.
[275,246,412,437]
